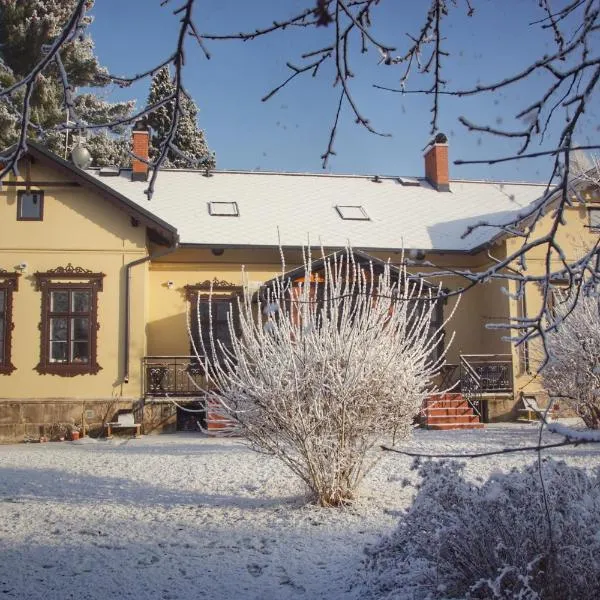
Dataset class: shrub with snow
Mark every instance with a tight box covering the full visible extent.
[541,291,600,429]
[362,459,600,599]
[192,248,452,506]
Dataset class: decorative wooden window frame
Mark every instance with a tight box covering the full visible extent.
[185,279,242,370]
[0,269,20,375]
[17,190,44,221]
[34,264,105,376]
[184,278,241,301]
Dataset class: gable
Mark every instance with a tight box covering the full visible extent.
[1,143,177,247]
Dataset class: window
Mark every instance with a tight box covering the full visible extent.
[335,205,370,221]
[186,280,241,372]
[0,270,19,374]
[589,208,600,229]
[35,265,104,376]
[208,201,239,217]
[17,190,44,221]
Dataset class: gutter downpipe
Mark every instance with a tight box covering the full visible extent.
[123,241,179,384]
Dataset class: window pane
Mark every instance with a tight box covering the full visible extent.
[0,290,5,312]
[50,318,68,341]
[51,291,69,312]
[72,317,89,341]
[50,341,68,362]
[71,341,89,363]
[590,209,600,228]
[19,192,42,219]
[0,317,4,362]
[71,291,90,313]
[216,303,231,320]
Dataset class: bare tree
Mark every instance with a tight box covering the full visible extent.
[541,289,600,428]
[191,249,454,506]
[1,0,599,353]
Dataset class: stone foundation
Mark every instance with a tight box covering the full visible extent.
[142,401,177,435]
[483,394,518,422]
[0,398,138,444]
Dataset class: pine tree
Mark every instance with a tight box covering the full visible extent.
[146,66,215,169]
[0,0,133,166]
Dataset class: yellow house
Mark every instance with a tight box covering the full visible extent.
[0,132,598,442]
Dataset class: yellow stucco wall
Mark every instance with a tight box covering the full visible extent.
[507,202,599,399]
[0,161,149,400]
[146,247,512,364]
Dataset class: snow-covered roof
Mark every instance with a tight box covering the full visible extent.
[86,168,549,252]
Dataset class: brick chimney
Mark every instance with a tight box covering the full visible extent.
[131,121,150,182]
[424,132,449,192]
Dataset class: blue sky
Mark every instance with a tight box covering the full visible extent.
[89,1,599,183]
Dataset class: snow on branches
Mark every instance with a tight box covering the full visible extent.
[362,459,600,600]
[190,248,455,506]
[541,289,600,429]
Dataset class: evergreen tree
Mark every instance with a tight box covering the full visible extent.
[146,66,215,169]
[0,0,133,166]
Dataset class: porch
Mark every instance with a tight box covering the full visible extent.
[142,356,232,433]
[430,353,514,426]
[142,353,515,429]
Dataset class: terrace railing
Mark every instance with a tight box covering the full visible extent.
[142,356,205,398]
[459,354,513,420]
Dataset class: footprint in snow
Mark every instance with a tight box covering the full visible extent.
[246,563,263,577]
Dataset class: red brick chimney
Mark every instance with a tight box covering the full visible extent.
[131,121,150,182]
[424,132,449,192]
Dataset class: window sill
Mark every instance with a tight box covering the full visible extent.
[35,363,102,377]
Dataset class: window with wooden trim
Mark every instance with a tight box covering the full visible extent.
[0,270,19,374]
[35,265,104,376]
[17,190,44,221]
[185,279,242,371]
[589,208,600,230]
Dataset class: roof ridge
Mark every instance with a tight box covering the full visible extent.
[89,167,547,186]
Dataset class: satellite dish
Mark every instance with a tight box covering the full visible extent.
[71,144,92,169]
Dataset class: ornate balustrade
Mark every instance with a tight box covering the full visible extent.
[142,356,205,397]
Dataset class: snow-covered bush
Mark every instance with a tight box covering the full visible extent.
[191,248,453,506]
[362,459,600,599]
[541,291,600,428]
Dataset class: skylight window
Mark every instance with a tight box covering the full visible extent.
[208,201,239,217]
[335,205,370,221]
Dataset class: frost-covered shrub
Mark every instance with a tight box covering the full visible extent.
[541,292,600,429]
[363,460,600,599]
[192,248,452,506]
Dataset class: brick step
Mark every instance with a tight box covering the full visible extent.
[438,393,463,399]
[425,400,470,409]
[425,407,474,416]
[426,414,480,425]
[427,422,485,430]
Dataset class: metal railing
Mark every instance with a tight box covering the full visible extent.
[459,354,513,420]
[460,354,513,393]
[142,356,205,397]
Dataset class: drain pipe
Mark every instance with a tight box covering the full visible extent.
[123,242,179,383]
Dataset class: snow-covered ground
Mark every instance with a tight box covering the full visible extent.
[1,423,599,600]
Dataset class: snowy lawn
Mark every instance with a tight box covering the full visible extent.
[1,423,599,600]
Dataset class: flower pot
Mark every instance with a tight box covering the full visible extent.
[71,430,80,441]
